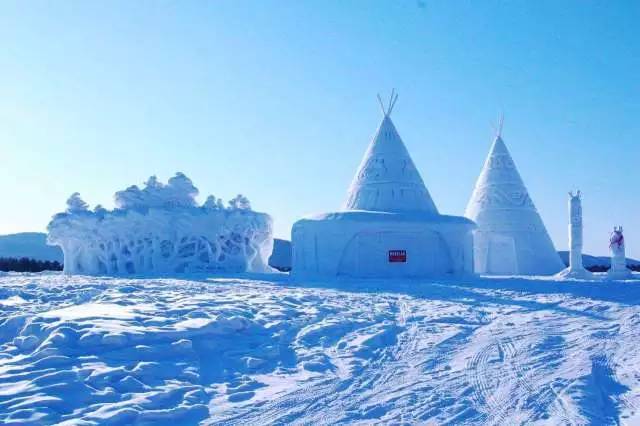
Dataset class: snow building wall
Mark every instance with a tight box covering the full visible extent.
[47,173,273,275]
[291,213,475,279]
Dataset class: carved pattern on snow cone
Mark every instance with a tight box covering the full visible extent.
[472,187,535,209]
[487,155,515,169]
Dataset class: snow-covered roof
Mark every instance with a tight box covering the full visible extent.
[343,104,439,214]
[298,210,474,226]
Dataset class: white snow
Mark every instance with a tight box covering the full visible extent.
[47,173,273,275]
[1,272,640,424]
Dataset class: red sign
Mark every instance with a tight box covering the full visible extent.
[388,250,407,263]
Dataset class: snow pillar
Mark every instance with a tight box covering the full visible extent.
[569,191,584,271]
[608,226,631,279]
[556,190,592,279]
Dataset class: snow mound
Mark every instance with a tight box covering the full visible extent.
[1,273,640,424]
[47,173,273,275]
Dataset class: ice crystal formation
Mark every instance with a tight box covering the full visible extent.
[47,173,273,275]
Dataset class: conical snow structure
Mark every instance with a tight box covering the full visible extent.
[292,92,475,279]
[343,114,439,214]
[466,130,563,275]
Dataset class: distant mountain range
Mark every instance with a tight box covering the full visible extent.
[1,233,638,273]
[0,233,63,262]
[557,251,640,269]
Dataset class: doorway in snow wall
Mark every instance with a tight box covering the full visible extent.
[337,230,452,278]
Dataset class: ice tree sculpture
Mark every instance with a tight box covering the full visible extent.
[608,226,632,279]
[47,173,273,275]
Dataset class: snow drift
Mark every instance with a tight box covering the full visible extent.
[0,272,639,424]
[47,173,273,275]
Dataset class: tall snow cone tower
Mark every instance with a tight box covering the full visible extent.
[557,191,593,279]
[292,91,476,279]
[343,99,439,214]
[465,118,563,275]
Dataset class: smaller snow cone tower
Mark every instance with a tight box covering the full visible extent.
[466,117,564,275]
[557,191,593,279]
[608,226,632,279]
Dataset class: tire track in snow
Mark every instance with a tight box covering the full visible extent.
[464,315,579,426]
[211,296,483,425]
[4,275,640,424]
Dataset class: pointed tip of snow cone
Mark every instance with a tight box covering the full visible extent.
[343,115,439,214]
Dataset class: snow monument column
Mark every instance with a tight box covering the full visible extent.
[465,117,564,276]
[557,191,592,279]
[569,192,583,271]
[608,226,632,279]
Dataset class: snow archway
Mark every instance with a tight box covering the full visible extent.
[292,211,474,280]
[474,233,518,275]
[337,230,452,278]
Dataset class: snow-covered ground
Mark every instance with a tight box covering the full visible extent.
[1,272,639,425]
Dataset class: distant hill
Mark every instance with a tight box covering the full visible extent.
[0,233,293,270]
[3,233,639,274]
[558,251,640,271]
[0,232,63,262]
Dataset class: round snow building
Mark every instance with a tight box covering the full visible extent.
[291,95,476,279]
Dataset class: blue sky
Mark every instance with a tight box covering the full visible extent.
[0,1,638,258]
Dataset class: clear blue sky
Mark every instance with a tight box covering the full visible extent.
[0,1,638,258]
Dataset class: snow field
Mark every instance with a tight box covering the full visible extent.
[0,273,639,424]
